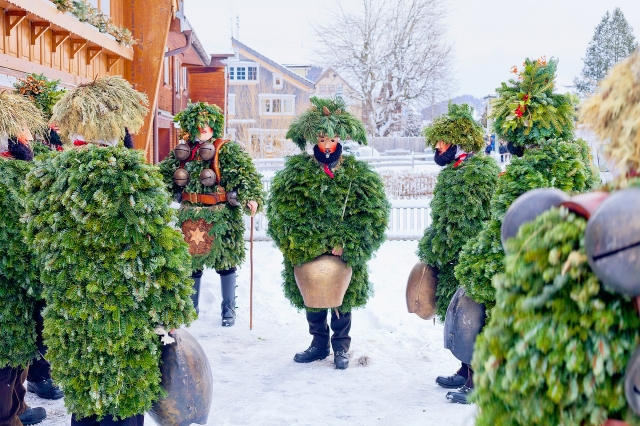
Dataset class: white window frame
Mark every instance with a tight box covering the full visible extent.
[258,94,296,116]
[273,73,283,89]
[228,94,236,116]
[228,61,259,84]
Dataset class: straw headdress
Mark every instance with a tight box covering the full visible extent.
[0,91,47,151]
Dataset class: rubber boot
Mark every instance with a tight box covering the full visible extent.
[220,273,237,327]
[191,270,203,316]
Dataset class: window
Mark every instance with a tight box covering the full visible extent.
[258,94,295,116]
[163,55,169,85]
[228,61,259,84]
[182,67,187,91]
[228,94,236,115]
[273,73,283,89]
[87,0,110,15]
[320,84,327,93]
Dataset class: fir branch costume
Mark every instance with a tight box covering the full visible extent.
[267,97,389,369]
[0,93,48,426]
[24,76,196,421]
[158,101,264,325]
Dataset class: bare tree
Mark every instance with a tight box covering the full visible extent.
[314,0,455,136]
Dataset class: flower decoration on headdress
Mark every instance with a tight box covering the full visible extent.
[174,102,224,142]
[286,96,367,151]
[51,76,148,146]
[422,103,484,153]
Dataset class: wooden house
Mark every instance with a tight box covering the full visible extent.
[310,67,363,122]
[228,38,315,158]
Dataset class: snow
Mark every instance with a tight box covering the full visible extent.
[26,240,476,426]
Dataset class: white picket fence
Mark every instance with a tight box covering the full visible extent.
[255,152,434,171]
[243,178,432,241]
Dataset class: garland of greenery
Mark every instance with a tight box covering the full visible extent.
[0,158,39,369]
[159,141,264,271]
[51,76,148,145]
[286,97,367,151]
[417,155,499,320]
[52,0,136,46]
[455,139,593,314]
[24,146,196,419]
[472,207,640,426]
[491,57,576,147]
[580,50,640,176]
[174,102,225,143]
[14,74,66,120]
[422,103,484,153]
[266,154,389,312]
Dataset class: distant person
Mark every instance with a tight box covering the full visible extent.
[484,137,492,155]
[498,140,507,163]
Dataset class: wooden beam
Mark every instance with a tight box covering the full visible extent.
[5,10,27,36]
[86,46,102,65]
[70,39,87,59]
[51,30,70,53]
[30,22,50,45]
[106,55,121,71]
[124,0,174,161]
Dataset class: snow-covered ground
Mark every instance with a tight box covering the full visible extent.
[27,240,477,426]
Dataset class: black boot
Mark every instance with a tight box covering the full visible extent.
[18,407,47,425]
[330,310,352,370]
[220,271,237,327]
[446,367,474,404]
[436,362,468,389]
[294,310,330,363]
[27,378,63,400]
[191,270,203,316]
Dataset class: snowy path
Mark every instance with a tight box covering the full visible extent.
[27,241,476,426]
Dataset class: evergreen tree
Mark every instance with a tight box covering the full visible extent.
[574,8,638,97]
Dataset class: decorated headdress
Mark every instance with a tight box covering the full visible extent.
[286,97,367,151]
[580,49,640,176]
[51,76,148,146]
[174,102,224,142]
[422,103,484,153]
[491,57,576,147]
[14,73,65,120]
[0,91,47,159]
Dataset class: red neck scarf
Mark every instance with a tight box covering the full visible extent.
[453,153,468,168]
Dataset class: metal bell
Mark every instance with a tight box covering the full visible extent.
[443,287,486,365]
[174,143,191,161]
[198,143,215,161]
[199,168,217,187]
[406,262,438,320]
[173,168,189,187]
[585,188,640,297]
[293,255,352,309]
[501,188,569,251]
[227,190,240,207]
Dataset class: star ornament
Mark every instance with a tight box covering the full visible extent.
[189,227,206,246]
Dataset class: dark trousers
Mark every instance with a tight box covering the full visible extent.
[0,367,28,426]
[27,299,51,383]
[71,414,144,426]
[306,309,352,352]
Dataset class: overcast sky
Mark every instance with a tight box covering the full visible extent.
[186,0,640,98]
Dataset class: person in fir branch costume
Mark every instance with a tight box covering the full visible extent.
[0,92,48,426]
[472,51,640,425]
[13,73,66,403]
[415,103,500,403]
[266,96,390,370]
[23,76,196,426]
[447,58,598,404]
[159,101,264,327]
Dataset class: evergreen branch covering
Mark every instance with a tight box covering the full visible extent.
[422,103,484,153]
[286,97,367,151]
[455,139,594,314]
[51,76,148,145]
[580,50,640,176]
[491,57,576,147]
[266,154,390,312]
[158,141,265,271]
[14,74,66,120]
[0,158,39,369]
[416,155,500,320]
[472,207,640,426]
[174,102,224,143]
[24,146,196,419]
[0,92,47,140]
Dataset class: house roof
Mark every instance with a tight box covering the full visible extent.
[305,66,324,83]
[231,38,315,89]
[314,67,358,94]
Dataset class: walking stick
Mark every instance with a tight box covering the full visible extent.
[250,215,254,330]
